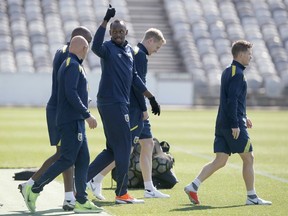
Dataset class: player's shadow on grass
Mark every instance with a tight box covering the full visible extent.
[171,203,245,212]
[92,199,116,207]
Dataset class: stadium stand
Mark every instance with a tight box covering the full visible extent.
[0,0,288,105]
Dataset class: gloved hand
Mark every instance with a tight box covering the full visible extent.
[148,96,161,116]
[103,4,116,22]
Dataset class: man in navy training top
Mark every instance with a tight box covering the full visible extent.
[184,40,272,206]
[89,5,161,204]
[21,36,103,213]
[18,26,92,211]
[87,28,170,200]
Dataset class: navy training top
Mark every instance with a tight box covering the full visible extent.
[91,26,147,106]
[216,60,247,129]
[130,43,149,111]
[47,43,70,108]
[56,53,90,126]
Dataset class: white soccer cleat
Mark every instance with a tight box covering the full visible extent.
[144,189,170,198]
[246,197,272,205]
[87,181,106,200]
[18,182,27,198]
[62,199,76,211]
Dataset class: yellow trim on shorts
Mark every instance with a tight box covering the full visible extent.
[130,125,138,131]
[243,138,251,152]
[57,141,61,147]
[232,65,236,77]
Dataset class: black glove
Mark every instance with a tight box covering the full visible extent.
[103,4,116,22]
[148,96,161,116]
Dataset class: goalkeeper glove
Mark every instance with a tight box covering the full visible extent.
[103,4,116,22]
[148,96,161,116]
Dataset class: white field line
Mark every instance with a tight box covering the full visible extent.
[174,146,288,184]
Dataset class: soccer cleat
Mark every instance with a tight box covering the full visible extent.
[115,193,145,204]
[18,182,26,198]
[144,189,170,198]
[246,197,272,205]
[22,184,39,213]
[87,181,106,200]
[184,185,200,204]
[62,199,76,211]
[74,200,103,213]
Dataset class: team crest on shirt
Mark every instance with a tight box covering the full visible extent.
[133,136,139,144]
[118,53,122,58]
[78,132,83,142]
[124,114,129,122]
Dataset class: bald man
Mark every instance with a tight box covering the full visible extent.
[21,36,103,214]
[19,26,93,211]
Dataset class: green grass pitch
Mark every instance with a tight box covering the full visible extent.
[0,107,287,215]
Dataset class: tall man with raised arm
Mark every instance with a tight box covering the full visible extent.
[89,5,160,204]
[88,28,170,200]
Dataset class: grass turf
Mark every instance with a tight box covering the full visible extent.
[0,107,287,215]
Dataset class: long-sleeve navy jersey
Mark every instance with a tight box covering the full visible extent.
[91,26,147,106]
[56,53,90,126]
[47,43,70,107]
[216,60,247,129]
[129,43,149,111]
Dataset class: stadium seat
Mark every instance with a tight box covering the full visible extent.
[1,0,288,100]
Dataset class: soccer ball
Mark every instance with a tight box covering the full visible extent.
[129,152,142,176]
[133,143,141,155]
[152,154,174,175]
[127,170,141,187]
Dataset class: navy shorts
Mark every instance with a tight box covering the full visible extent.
[46,106,61,146]
[214,127,253,155]
[139,119,153,139]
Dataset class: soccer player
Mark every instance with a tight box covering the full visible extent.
[21,36,103,213]
[88,5,160,204]
[18,26,92,211]
[184,40,272,206]
[87,28,170,199]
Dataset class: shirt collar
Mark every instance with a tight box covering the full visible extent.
[68,53,83,64]
[232,60,246,70]
[111,40,129,48]
[137,43,148,55]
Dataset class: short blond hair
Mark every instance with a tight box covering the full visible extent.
[231,40,253,58]
[144,28,166,44]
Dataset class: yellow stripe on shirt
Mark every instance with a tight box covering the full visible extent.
[66,57,71,67]
[134,46,140,55]
[232,65,236,77]
[62,45,68,53]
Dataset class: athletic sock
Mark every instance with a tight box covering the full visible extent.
[65,191,75,201]
[144,181,155,191]
[247,189,257,199]
[93,173,104,183]
[192,178,201,192]
[27,178,35,186]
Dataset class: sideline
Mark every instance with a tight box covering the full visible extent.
[0,169,111,216]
